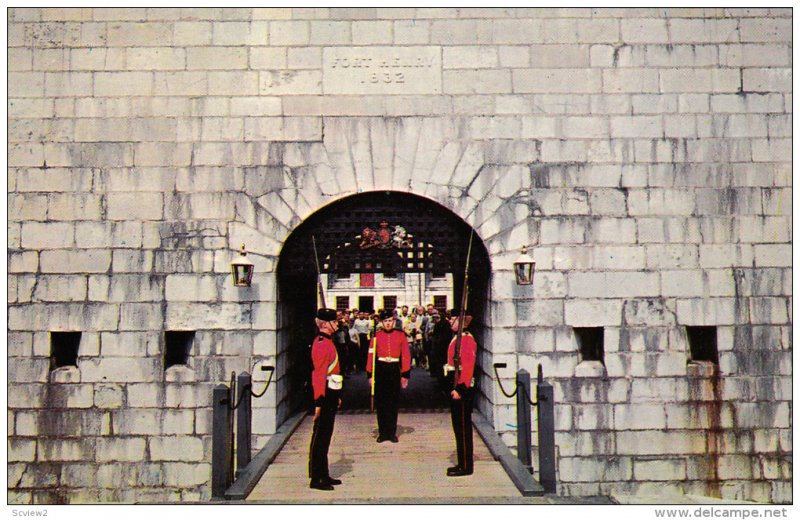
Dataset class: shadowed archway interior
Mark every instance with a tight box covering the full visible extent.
[275,191,491,419]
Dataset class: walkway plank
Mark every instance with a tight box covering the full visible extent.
[246,412,525,503]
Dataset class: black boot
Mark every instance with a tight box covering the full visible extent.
[310,480,334,490]
[447,467,473,477]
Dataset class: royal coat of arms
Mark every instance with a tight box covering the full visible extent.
[359,221,413,249]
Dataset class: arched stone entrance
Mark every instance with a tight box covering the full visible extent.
[275,191,492,420]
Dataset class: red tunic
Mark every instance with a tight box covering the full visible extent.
[311,334,340,405]
[366,328,411,378]
[447,333,477,389]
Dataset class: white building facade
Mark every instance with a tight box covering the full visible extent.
[7,8,792,503]
[323,272,454,314]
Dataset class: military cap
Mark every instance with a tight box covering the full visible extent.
[316,308,337,321]
[378,309,394,320]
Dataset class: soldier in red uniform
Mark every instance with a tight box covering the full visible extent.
[366,309,412,443]
[308,308,344,491]
[444,314,477,477]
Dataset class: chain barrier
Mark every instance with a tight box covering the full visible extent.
[227,363,275,410]
[493,363,537,406]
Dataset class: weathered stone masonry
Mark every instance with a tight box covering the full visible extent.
[7,8,791,503]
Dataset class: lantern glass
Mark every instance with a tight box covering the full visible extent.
[231,263,254,287]
[513,247,535,286]
[231,244,254,287]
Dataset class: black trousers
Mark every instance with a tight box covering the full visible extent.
[308,389,340,482]
[358,334,369,370]
[374,361,401,438]
[450,389,474,471]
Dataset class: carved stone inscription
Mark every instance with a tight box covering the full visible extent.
[323,47,442,95]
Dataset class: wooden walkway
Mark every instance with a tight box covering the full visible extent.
[246,412,538,504]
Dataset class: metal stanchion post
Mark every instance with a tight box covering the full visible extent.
[212,384,232,499]
[537,366,556,493]
[236,372,252,476]
[515,369,532,473]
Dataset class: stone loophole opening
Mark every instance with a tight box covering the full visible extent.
[50,331,81,371]
[686,326,719,365]
[574,327,605,364]
[164,331,195,370]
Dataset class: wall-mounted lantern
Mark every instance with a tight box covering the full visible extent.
[231,244,254,287]
[513,245,535,286]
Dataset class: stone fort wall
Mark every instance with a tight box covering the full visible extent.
[7,8,791,503]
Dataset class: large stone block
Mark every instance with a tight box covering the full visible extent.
[614,403,666,430]
[645,245,699,270]
[572,403,613,430]
[165,275,219,302]
[113,409,161,435]
[739,17,791,43]
[444,70,512,95]
[94,384,124,409]
[33,275,88,302]
[38,439,94,462]
[565,299,622,326]
[163,463,211,487]
[743,68,791,93]
[491,18,543,44]
[106,21,172,46]
[559,456,633,483]
[513,68,601,94]
[125,383,162,408]
[149,436,204,461]
[166,302,252,330]
[80,358,160,383]
[753,244,791,268]
[106,192,163,221]
[591,246,646,270]
[75,221,143,249]
[94,72,154,97]
[9,302,120,331]
[21,222,74,249]
[733,402,790,429]
[119,303,165,331]
[616,430,708,456]
[112,250,154,273]
[699,244,755,268]
[620,18,669,43]
[127,47,186,70]
[661,270,704,297]
[676,298,737,326]
[633,458,687,481]
[16,168,93,192]
[95,438,147,463]
[8,439,37,462]
[186,46,246,70]
[603,68,659,94]
[530,45,591,69]
[568,272,659,299]
[9,194,48,221]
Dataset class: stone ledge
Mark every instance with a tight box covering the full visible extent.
[574,360,606,378]
[50,366,81,383]
[473,411,545,497]
[224,408,307,501]
[165,365,196,383]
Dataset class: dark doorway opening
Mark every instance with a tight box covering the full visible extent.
[358,296,374,313]
[277,191,491,417]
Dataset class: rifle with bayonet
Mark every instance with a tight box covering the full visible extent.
[452,230,474,391]
[312,236,326,309]
[370,319,377,412]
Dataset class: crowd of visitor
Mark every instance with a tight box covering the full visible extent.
[330,304,457,385]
